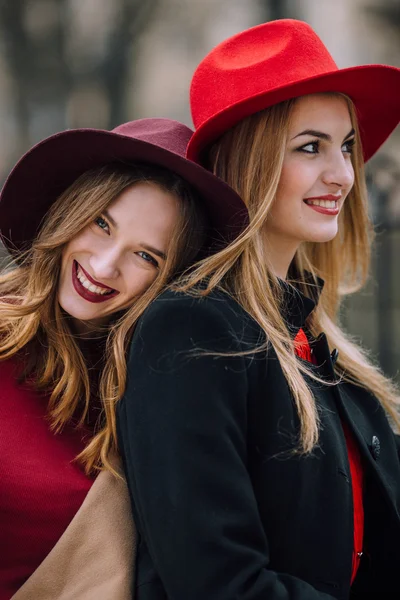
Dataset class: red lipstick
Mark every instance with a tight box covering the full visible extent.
[305,204,339,216]
[303,193,341,216]
[304,194,341,201]
[72,260,119,304]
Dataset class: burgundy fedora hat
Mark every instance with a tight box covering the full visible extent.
[187,19,400,163]
[0,118,248,255]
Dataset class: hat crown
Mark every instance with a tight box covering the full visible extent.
[112,118,193,159]
[187,18,400,164]
[190,19,338,130]
[0,116,249,254]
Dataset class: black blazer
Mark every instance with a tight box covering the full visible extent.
[117,282,400,600]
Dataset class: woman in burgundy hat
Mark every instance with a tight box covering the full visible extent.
[0,117,247,599]
[118,20,400,599]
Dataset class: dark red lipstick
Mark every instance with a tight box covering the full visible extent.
[72,260,119,304]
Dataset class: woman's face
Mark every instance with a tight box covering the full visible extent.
[265,94,355,255]
[58,181,180,332]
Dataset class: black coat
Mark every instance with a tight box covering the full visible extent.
[117,282,400,600]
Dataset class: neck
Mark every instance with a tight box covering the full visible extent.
[64,314,110,343]
[72,321,108,339]
[73,325,108,370]
[263,230,300,280]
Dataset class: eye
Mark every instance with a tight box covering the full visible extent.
[342,138,355,154]
[136,251,159,268]
[297,141,319,154]
[94,216,110,234]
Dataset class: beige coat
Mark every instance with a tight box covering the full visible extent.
[11,466,136,600]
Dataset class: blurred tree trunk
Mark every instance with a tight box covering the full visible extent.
[101,0,160,127]
[0,0,159,173]
[258,0,296,21]
[0,0,159,262]
[366,1,400,33]
[0,0,70,165]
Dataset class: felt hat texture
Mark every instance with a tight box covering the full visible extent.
[188,19,400,163]
[0,118,248,255]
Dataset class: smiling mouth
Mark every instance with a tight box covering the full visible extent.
[72,260,120,304]
[303,198,340,215]
[304,199,338,209]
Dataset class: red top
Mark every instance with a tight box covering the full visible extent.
[293,328,364,585]
[0,358,95,599]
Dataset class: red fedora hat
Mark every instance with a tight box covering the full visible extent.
[187,19,400,163]
[0,118,248,255]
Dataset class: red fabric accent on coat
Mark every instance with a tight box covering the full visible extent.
[0,359,94,599]
[342,420,365,585]
[293,328,364,586]
[294,328,314,363]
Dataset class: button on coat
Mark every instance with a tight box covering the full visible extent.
[370,435,381,460]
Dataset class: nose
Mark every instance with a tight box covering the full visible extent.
[88,249,120,282]
[322,151,354,190]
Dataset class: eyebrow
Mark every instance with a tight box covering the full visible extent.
[141,243,167,261]
[291,128,355,142]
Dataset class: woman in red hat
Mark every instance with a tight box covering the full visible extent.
[0,117,247,599]
[118,20,400,600]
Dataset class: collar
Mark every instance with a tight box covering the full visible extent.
[279,273,324,334]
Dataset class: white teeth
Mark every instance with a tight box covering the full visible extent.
[76,265,113,295]
[305,199,337,208]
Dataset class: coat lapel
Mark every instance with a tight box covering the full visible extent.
[311,332,400,520]
[12,464,136,600]
[335,383,400,520]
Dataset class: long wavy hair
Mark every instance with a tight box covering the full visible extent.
[175,93,400,453]
[0,163,207,475]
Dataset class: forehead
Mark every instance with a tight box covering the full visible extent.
[108,181,180,241]
[289,94,353,132]
[108,181,179,217]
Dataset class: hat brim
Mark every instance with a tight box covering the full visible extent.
[0,129,249,255]
[187,64,400,163]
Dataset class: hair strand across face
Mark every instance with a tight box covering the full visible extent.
[174,93,400,453]
[0,163,209,475]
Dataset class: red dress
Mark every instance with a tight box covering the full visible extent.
[294,328,364,585]
[0,358,95,599]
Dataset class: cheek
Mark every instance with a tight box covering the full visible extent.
[61,230,99,267]
[278,160,316,196]
[59,245,74,285]
[65,226,97,252]
[61,234,83,263]
[59,231,93,286]
[61,239,73,265]
[348,163,355,189]
[123,266,159,300]
[273,161,321,223]
[273,180,304,219]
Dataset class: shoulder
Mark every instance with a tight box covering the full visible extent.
[0,355,32,399]
[134,288,263,350]
[0,355,23,377]
[141,287,245,320]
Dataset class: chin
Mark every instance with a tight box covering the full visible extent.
[306,226,339,244]
[58,295,99,322]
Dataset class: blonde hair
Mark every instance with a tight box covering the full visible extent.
[175,93,400,453]
[0,163,207,475]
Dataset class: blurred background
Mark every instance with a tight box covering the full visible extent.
[0,0,399,378]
